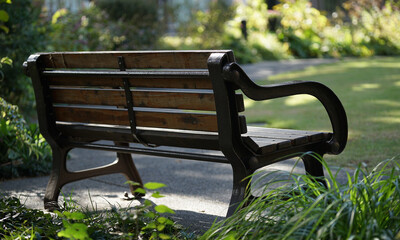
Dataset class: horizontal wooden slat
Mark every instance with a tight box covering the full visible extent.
[47,76,213,89]
[51,88,217,111]
[244,127,332,154]
[246,131,308,145]
[247,127,331,142]
[251,138,292,153]
[43,70,210,78]
[51,88,125,106]
[56,123,221,150]
[39,50,232,69]
[54,106,219,132]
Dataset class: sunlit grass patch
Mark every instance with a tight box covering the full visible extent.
[243,57,400,167]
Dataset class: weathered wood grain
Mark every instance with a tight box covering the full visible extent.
[40,50,232,69]
[47,76,213,89]
[51,88,217,111]
[53,106,219,132]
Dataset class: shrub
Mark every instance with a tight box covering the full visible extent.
[178,0,236,49]
[0,97,52,179]
[160,0,291,63]
[275,0,331,58]
[47,5,115,51]
[343,0,400,56]
[274,0,400,58]
[201,153,400,239]
[96,0,163,50]
[0,0,46,114]
[48,0,165,52]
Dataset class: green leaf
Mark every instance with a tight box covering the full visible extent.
[159,233,171,239]
[157,217,168,224]
[151,191,165,198]
[0,25,9,33]
[51,8,68,24]
[0,10,9,22]
[151,232,158,239]
[144,199,153,206]
[154,205,175,214]
[145,222,156,229]
[157,224,165,231]
[63,211,86,220]
[145,211,156,219]
[144,182,166,190]
[125,180,141,186]
[134,188,146,194]
[0,57,12,66]
[58,222,90,240]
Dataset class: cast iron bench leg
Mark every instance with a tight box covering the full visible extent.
[226,156,251,217]
[44,145,70,211]
[114,142,144,198]
[301,152,327,187]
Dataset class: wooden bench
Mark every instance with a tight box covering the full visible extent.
[23,50,347,217]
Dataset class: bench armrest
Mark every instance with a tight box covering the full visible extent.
[222,62,348,155]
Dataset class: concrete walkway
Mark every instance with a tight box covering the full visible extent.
[0,58,343,234]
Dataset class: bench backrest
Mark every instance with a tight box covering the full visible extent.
[25,51,246,145]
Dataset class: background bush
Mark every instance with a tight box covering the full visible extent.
[160,0,400,62]
[159,0,292,63]
[0,0,45,115]
[343,0,400,56]
[48,0,165,51]
[0,97,52,180]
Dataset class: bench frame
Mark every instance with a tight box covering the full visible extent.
[24,50,347,217]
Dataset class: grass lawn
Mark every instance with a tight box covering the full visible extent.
[243,57,400,168]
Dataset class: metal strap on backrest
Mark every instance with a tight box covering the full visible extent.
[118,56,156,147]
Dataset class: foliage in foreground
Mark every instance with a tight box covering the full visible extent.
[0,97,52,179]
[2,155,399,239]
[0,182,191,240]
[202,153,400,240]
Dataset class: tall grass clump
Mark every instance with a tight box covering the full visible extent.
[201,153,400,240]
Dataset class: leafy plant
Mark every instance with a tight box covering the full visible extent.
[343,0,400,56]
[201,153,400,239]
[160,0,291,63]
[96,0,164,50]
[0,56,12,82]
[55,181,183,240]
[1,181,191,239]
[0,0,46,114]
[48,6,114,51]
[275,0,331,58]
[0,0,11,33]
[48,0,165,52]
[0,97,52,179]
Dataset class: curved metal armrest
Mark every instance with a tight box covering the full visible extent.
[223,62,348,154]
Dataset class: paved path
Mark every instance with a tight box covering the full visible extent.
[0,58,343,234]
